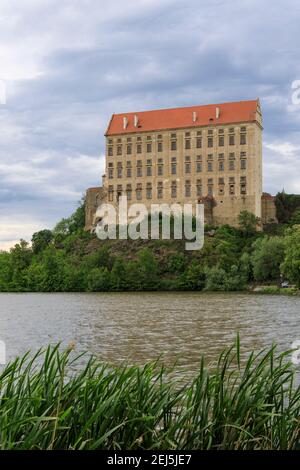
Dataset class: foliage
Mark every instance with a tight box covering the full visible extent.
[31,229,53,254]
[281,226,300,287]
[275,191,300,224]
[251,236,285,282]
[238,210,258,236]
[1,342,300,450]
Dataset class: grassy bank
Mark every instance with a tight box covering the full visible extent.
[1,341,300,450]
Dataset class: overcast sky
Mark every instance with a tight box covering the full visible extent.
[0,0,300,250]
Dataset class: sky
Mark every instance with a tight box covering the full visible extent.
[0,0,300,250]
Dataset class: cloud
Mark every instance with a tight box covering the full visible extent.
[0,0,300,249]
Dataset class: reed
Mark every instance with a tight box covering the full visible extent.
[0,340,299,450]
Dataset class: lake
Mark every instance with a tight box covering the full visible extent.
[0,292,299,378]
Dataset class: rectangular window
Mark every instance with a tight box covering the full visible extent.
[240,176,247,194]
[146,183,152,199]
[185,156,191,174]
[171,181,177,198]
[126,184,132,201]
[117,145,122,155]
[240,159,246,170]
[171,158,177,175]
[218,135,224,146]
[116,185,122,202]
[157,182,163,199]
[208,161,213,172]
[146,143,152,153]
[108,146,113,156]
[240,133,246,145]
[158,164,163,176]
[208,136,213,148]
[108,168,114,179]
[229,134,235,146]
[229,160,235,170]
[219,161,224,171]
[196,179,202,197]
[127,144,132,155]
[117,164,122,178]
[146,165,152,177]
[196,137,202,148]
[185,139,191,150]
[171,140,177,151]
[136,160,142,177]
[157,141,163,152]
[185,180,191,197]
[196,162,202,172]
[137,144,142,154]
[136,184,142,200]
[127,168,132,177]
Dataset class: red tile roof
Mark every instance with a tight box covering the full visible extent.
[105,99,259,136]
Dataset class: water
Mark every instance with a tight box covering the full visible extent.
[0,292,299,378]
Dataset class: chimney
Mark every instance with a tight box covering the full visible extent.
[216,107,220,119]
[123,116,128,130]
[134,114,139,127]
[192,111,197,122]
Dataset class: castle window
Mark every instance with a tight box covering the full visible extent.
[229,160,235,170]
[171,140,177,151]
[126,184,132,200]
[196,179,202,197]
[127,144,132,155]
[185,180,191,197]
[126,161,132,177]
[240,176,247,194]
[108,167,114,179]
[108,146,113,156]
[171,181,177,198]
[117,162,122,178]
[137,136,142,141]
[241,159,246,170]
[137,144,142,154]
[136,183,142,200]
[240,129,246,145]
[218,135,224,146]
[157,141,163,152]
[196,161,202,172]
[171,157,177,175]
[146,159,152,177]
[219,161,224,171]
[117,145,122,156]
[207,161,213,172]
[185,156,191,173]
[218,177,225,195]
[185,132,190,137]
[196,137,202,148]
[146,143,152,153]
[157,181,163,199]
[207,179,214,196]
[185,139,191,150]
[136,160,142,177]
[116,184,122,202]
[146,182,152,199]
[229,134,235,146]
[208,136,213,148]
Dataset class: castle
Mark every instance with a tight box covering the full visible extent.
[85,99,277,230]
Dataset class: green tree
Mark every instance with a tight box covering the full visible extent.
[251,236,285,282]
[281,226,300,287]
[238,210,258,236]
[110,258,127,290]
[137,248,159,290]
[87,267,111,291]
[180,260,206,290]
[10,240,33,290]
[31,230,53,254]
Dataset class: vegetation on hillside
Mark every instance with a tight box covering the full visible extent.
[0,341,300,450]
[0,193,300,292]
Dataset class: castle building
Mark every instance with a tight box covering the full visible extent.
[85,99,277,230]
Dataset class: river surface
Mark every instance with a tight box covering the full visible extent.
[0,292,299,378]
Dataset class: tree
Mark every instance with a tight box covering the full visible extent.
[10,240,33,290]
[281,226,300,287]
[205,265,247,291]
[180,260,206,290]
[110,258,126,290]
[32,230,53,254]
[137,248,159,290]
[251,236,285,282]
[87,267,111,291]
[238,210,258,236]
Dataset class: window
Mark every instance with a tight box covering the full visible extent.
[196,161,202,172]
[207,179,213,196]
[146,143,152,153]
[171,181,177,198]
[146,182,152,199]
[108,167,114,179]
[196,137,202,148]
[240,131,246,145]
[218,135,224,146]
[196,179,202,197]
[219,161,224,171]
[108,185,114,202]
[108,146,113,156]
[157,182,163,199]
[158,164,163,176]
[208,161,213,172]
[136,160,142,177]
[126,161,132,178]
[185,139,191,150]
[185,156,191,173]
[185,180,191,197]
[157,141,163,152]
[171,140,177,151]
[229,134,235,146]
[171,157,177,175]
[218,177,225,195]
[137,144,142,154]
[241,159,246,170]
[229,177,235,195]
[146,159,152,176]
[126,184,132,201]
[240,176,247,195]
[229,160,235,170]
[117,162,122,178]
[208,136,213,148]
[117,145,122,156]
[116,185,122,202]
[127,144,132,155]
[136,183,142,200]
